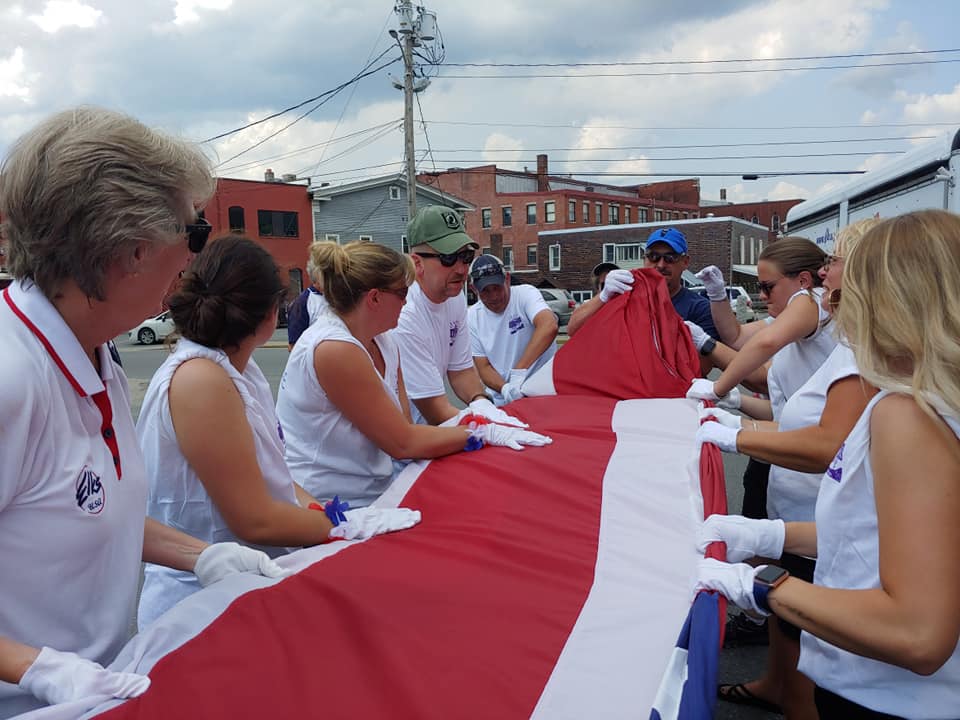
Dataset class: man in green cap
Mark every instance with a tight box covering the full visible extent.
[395,205,528,427]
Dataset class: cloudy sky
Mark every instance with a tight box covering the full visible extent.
[2,0,959,205]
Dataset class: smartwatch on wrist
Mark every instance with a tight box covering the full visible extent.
[699,337,717,355]
[753,565,790,613]
[469,393,489,404]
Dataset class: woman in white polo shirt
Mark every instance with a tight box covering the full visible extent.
[0,108,289,718]
[697,210,960,720]
[276,241,551,507]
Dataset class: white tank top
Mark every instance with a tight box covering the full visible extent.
[136,339,298,629]
[798,390,960,717]
[767,343,859,522]
[767,287,837,420]
[276,315,401,507]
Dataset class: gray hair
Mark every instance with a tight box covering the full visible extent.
[0,106,215,300]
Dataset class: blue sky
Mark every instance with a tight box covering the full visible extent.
[2,0,958,205]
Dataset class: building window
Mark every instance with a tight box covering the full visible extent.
[771,214,780,232]
[481,208,492,229]
[526,203,537,224]
[603,243,615,263]
[654,210,663,221]
[288,268,303,295]
[503,245,514,270]
[691,211,699,219]
[527,244,537,266]
[544,201,556,224]
[609,204,620,224]
[595,202,602,224]
[750,237,757,264]
[258,210,299,237]
[359,235,373,242]
[401,234,409,253]
[568,199,576,222]
[740,234,746,262]
[549,244,561,270]
[615,244,642,263]
[325,233,340,243]
[571,289,593,304]
[624,206,631,224]
[228,206,245,233]
[583,200,590,224]
[682,212,688,220]
[389,186,401,200]
[751,214,759,224]
[482,247,493,255]
[502,206,512,227]
[639,207,648,222]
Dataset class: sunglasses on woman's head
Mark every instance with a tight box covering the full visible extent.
[414,248,476,267]
[184,217,212,254]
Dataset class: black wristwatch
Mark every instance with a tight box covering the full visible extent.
[753,565,789,613]
[699,337,717,355]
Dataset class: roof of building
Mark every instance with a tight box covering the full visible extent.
[312,173,473,210]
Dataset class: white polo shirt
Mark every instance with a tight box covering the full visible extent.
[0,282,146,716]
[394,281,473,423]
[468,284,556,403]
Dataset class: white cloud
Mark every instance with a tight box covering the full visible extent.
[901,83,960,124]
[173,0,233,26]
[0,48,30,101]
[29,1,102,33]
[482,132,524,170]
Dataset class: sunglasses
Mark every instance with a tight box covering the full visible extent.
[379,285,409,301]
[184,217,212,254]
[644,250,683,264]
[415,249,476,267]
[757,278,782,295]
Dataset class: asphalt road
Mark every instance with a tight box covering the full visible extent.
[115,330,774,718]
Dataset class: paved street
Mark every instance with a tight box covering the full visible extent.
[115,330,773,718]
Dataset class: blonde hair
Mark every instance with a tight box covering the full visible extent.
[836,209,960,418]
[310,240,414,314]
[0,106,215,300]
[834,217,882,258]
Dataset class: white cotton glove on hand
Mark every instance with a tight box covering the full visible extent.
[686,378,741,409]
[697,402,742,429]
[474,422,553,451]
[194,541,291,587]
[328,507,422,541]
[469,397,529,428]
[19,647,151,707]
[695,558,768,616]
[499,368,529,405]
[696,421,740,453]
[697,514,786,562]
[684,321,712,352]
[695,265,727,302]
[599,269,635,303]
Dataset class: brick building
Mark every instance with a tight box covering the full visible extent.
[700,196,803,243]
[418,155,702,274]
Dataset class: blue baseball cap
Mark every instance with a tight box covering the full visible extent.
[646,227,688,255]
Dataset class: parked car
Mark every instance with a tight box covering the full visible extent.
[686,285,757,323]
[539,288,576,327]
[129,310,175,345]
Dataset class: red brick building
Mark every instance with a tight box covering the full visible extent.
[700,197,803,243]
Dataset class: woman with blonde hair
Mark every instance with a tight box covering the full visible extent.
[697,209,960,719]
[276,240,551,507]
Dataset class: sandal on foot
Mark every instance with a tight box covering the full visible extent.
[717,683,782,714]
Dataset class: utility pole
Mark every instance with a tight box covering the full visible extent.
[396,0,418,221]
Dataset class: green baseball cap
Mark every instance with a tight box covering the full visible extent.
[407,205,478,254]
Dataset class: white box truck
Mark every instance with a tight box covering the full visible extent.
[785,128,960,252]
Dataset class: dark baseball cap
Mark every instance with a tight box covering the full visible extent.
[407,205,478,254]
[591,262,621,276]
[469,254,506,290]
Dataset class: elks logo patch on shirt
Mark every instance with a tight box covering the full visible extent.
[449,321,460,347]
[826,443,844,483]
[508,315,525,335]
[76,465,105,514]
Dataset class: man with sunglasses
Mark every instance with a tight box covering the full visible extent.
[467,255,557,406]
[644,227,718,339]
[396,205,528,427]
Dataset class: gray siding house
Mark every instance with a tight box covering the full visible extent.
[312,174,473,253]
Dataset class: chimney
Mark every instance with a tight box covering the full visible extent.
[536,154,549,192]
[264,168,275,182]
[720,188,727,201]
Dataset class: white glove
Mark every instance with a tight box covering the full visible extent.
[469,397,529,428]
[329,506,421,541]
[194,542,291,587]
[599,269,635,303]
[473,422,553,451]
[684,321,712,352]
[695,558,768,616]
[696,421,740,453]
[686,378,741,409]
[697,402,742,429]
[19,647,150,707]
[499,368,528,405]
[697,514,786,562]
[695,266,726,302]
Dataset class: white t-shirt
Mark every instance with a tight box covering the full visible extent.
[137,339,298,629]
[307,289,330,325]
[468,284,556,404]
[767,342,859,522]
[768,288,837,420]
[799,390,960,717]
[394,281,473,423]
[0,282,146,716]
[276,316,401,507]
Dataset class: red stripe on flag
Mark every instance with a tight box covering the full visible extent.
[100,396,618,720]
